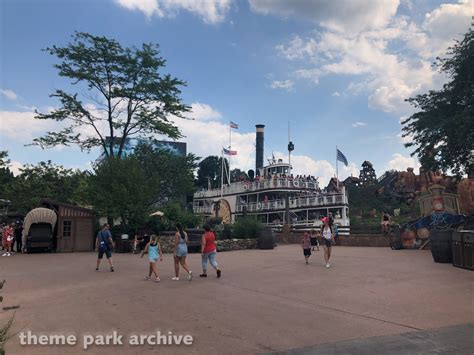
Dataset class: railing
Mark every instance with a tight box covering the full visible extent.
[234,193,347,213]
[193,206,214,214]
[194,178,320,199]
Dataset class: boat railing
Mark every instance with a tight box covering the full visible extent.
[194,178,320,198]
[235,193,347,213]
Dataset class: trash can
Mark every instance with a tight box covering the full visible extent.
[430,229,453,263]
[452,231,463,268]
[258,228,275,250]
[462,232,474,271]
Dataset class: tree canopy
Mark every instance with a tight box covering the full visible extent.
[33,32,189,158]
[196,155,229,189]
[402,29,473,176]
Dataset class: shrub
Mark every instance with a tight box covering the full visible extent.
[232,217,263,239]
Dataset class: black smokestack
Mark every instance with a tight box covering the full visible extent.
[256,124,265,176]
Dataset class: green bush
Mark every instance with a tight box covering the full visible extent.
[232,217,263,239]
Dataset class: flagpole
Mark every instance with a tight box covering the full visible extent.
[221,148,224,198]
[336,146,339,189]
[229,123,232,185]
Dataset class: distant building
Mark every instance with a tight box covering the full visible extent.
[359,161,377,185]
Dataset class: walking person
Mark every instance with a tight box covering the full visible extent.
[302,232,312,264]
[172,223,193,281]
[95,223,115,272]
[1,224,14,257]
[200,224,221,278]
[14,223,23,253]
[321,217,335,268]
[141,235,163,282]
[310,229,319,251]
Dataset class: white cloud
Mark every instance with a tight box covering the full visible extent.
[8,161,23,176]
[1,89,18,101]
[352,122,367,127]
[273,152,358,186]
[0,110,55,142]
[189,102,222,121]
[115,0,232,24]
[249,0,400,32]
[270,80,294,91]
[271,1,472,114]
[332,91,341,97]
[276,35,318,60]
[387,153,420,171]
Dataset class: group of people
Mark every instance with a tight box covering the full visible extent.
[1,222,22,257]
[301,216,336,268]
[95,223,222,282]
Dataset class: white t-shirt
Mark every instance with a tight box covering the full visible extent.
[322,226,332,240]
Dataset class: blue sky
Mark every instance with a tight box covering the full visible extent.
[0,0,472,185]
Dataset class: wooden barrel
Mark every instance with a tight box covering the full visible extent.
[430,230,453,263]
[258,229,275,250]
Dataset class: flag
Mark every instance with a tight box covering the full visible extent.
[223,148,237,156]
[230,121,239,129]
[337,149,348,167]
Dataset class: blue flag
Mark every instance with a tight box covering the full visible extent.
[337,149,348,167]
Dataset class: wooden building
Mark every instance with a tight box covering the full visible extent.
[40,199,95,252]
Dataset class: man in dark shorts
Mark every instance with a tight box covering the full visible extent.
[95,223,115,272]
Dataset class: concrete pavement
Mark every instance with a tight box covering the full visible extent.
[1,245,473,354]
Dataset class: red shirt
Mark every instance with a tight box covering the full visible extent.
[202,231,216,253]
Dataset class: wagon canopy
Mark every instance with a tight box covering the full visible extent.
[22,207,57,239]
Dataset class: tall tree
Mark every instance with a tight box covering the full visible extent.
[196,155,229,189]
[3,161,87,214]
[133,143,198,206]
[402,29,473,176]
[88,156,150,225]
[33,32,189,158]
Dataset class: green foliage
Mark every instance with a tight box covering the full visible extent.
[160,203,200,229]
[33,32,189,157]
[230,168,249,182]
[232,217,263,239]
[196,156,229,189]
[2,161,88,214]
[402,29,474,176]
[88,156,151,225]
[133,143,197,205]
[218,223,232,240]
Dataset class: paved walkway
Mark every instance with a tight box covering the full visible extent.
[1,246,473,354]
[271,323,474,354]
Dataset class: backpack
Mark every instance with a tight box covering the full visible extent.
[98,231,108,252]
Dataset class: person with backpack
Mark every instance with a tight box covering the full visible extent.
[95,223,115,272]
[172,223,193,281]
[200,224,222,278]
[320,217,335,268]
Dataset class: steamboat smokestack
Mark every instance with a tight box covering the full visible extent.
[256,124,265,176]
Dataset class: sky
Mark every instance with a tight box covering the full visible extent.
[0,0,472,186]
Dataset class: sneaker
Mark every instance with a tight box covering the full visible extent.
[6,253,10,256]
[95,267,99,271]
[110,267,114,272]
[188,271,193,281]
[216,269,221,278]
[155,277,161,282]
[199,273,207,277]
[306,260,309,264]
[172,277,179,281]
[326,263,330,268]
[2,253,7,256]
[145,276,151,281]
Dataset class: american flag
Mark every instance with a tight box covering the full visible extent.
[230,121,239,129]
[337,149,348,167]
[223,148,237,156]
